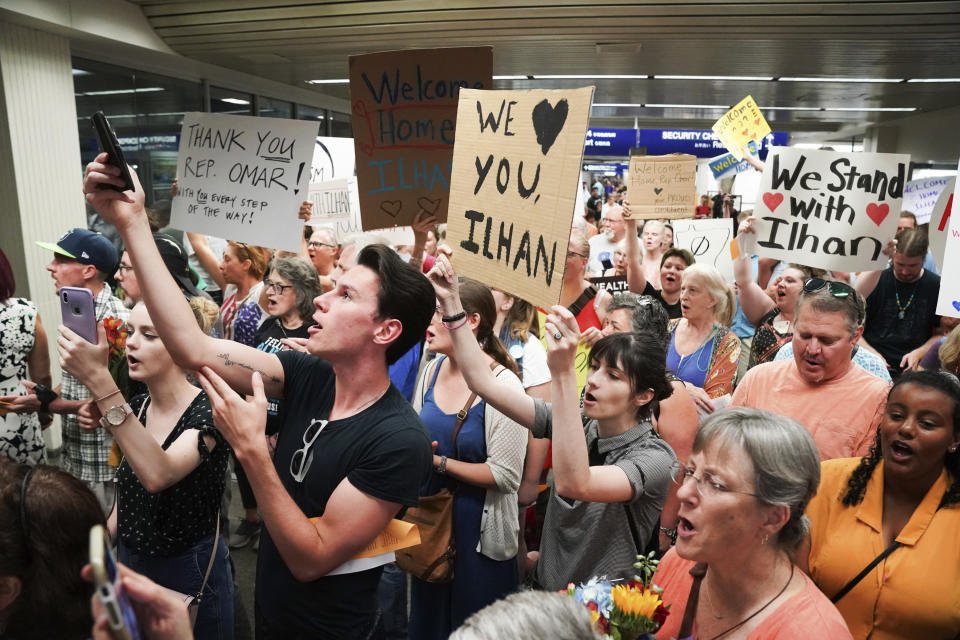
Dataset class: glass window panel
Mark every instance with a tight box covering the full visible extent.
[330,111,352,137]
[259,96,293,119]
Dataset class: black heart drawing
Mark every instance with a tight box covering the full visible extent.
[532,98,569,155]
[380,200,402,217]
[654,187,664,195]
[417,197,441,215]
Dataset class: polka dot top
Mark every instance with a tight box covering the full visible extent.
[117,392,230,557]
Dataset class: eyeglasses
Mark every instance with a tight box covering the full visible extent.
[308,241,337,250]
[566,251,586,259]
[290,418,328,483]
[671,462,759,499]
[117,264,134,274]
[264,280,293,294]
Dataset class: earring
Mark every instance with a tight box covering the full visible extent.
[950,446,958,453]
[761,534,769,545]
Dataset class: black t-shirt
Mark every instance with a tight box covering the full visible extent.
[863,268,940,372]
[255,317,315,432]
[587,195,603,218]
[643,282,682,319]
[255,350,432,638]
[118,392,229,557]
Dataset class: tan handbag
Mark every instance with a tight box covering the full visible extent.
[395,360,498,583]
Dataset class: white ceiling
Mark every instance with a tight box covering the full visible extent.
[130,0,960,141]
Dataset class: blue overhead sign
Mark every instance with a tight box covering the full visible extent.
[638,129,788,159]
[583,128,637,157]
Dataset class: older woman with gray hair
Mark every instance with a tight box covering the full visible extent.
[653,408,852,639]
[450,590,599,640]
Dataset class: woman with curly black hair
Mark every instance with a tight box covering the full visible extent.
[800,370,960,639]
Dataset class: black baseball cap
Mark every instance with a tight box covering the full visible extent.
[36,228,118,274]
[152,233,205,299]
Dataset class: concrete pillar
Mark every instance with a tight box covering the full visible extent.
[0,20,89,449]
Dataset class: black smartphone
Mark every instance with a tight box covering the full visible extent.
[91,111,135,192]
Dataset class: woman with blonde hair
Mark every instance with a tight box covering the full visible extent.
[667,263,741,413]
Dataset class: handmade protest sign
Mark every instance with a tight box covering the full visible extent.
[902,176,952,224]
[708,141,758,179]
[589,275,629,293]
[311,136,356,183]
[742,148,910,272]
[627,154,697,219]
[929,177,955,272]
[349,47,493,230]
[672,218,736,282]
[170,112,318,251]
[446,87,594,310]
[712,96,770,161]
[307,179,352,223]
[936,166,960,318]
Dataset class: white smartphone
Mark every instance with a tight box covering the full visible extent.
[89,525,142,640]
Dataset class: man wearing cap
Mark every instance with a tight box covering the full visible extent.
[115,233,209,304]
[37,228,129,513]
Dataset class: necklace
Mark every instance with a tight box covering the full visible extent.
[894,278,919,320]
[704,566,795,640]
[675,323,718,375]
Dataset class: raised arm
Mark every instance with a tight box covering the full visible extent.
[544,306,635,503]
[185,233,227,291]
[734,218,775,325]
[427,255,537,429]
[622,203,648,294]
[82,153,284,397]
[855,239,897,299]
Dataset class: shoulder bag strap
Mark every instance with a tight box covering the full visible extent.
[195,509,221,600]
[451,360,501,452]
[830,539,902,603]
[677,562,708,639]
[567,286,597,318]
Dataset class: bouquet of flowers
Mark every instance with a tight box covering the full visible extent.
[102,316,131,395]
[562,551,669,640]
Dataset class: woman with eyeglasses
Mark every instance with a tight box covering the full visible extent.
[652,408,852,639]
[57,301,234,640]
[408,278,527,639]
[560,231,610,347]
[427,255,676,592]
[799,371,960,639]
[0,462,105,640]
[216,241,268,347]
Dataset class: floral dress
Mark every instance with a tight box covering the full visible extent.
[0,298,43,464]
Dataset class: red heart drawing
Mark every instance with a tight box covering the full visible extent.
[762,192,784,212]
[866,203,890,226]
[741,129,749,137]
[754,117,761,126]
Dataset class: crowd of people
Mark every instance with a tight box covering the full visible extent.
[0,150,957,640]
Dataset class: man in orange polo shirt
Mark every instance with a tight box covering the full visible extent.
[732,279,889,461]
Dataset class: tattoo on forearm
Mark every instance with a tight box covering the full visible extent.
[216,353,282,383]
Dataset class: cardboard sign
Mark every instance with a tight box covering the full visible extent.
[589,275,629,293]
[171,112,318,251]
[311,136,356,183]
[902,176,953,225]
[936,165,960,317]
[708,141,758,179]
[743,148,910,272]
[349,47,493,230]
[672,218,736,282]
[712,96,771,160]
[447,87,594,310]
[929,177,955,272]
[627,154,697,219]
[308,179,352,221]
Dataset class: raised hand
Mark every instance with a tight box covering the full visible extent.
[196,367,268,459]
[426,254,462,316]
[58,323,110,388]
[544,305,581,373]
[82,152,147,231]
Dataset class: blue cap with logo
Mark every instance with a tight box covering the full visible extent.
[36,228,119,274]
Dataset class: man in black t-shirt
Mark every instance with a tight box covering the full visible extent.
[586,186,603,220]
[856,228,941,376]
[82,160,436,640]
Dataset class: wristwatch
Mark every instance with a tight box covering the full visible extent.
[33,383,59,414]
[99,402,133,428]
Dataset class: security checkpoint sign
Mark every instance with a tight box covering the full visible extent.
[446,87,594,311]
[712,95,771,161]
[170,112,318,251]
[627,154,697,219]
[742,147,910,273]
[349,46,493,230]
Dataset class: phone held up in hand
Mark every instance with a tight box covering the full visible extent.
[90,525,142,640]
[91,111,135,192]
[60,286,98,344]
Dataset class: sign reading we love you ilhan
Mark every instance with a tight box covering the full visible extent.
[742,148,910,272]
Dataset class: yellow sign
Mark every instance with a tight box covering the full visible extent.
[711,95,771,160]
